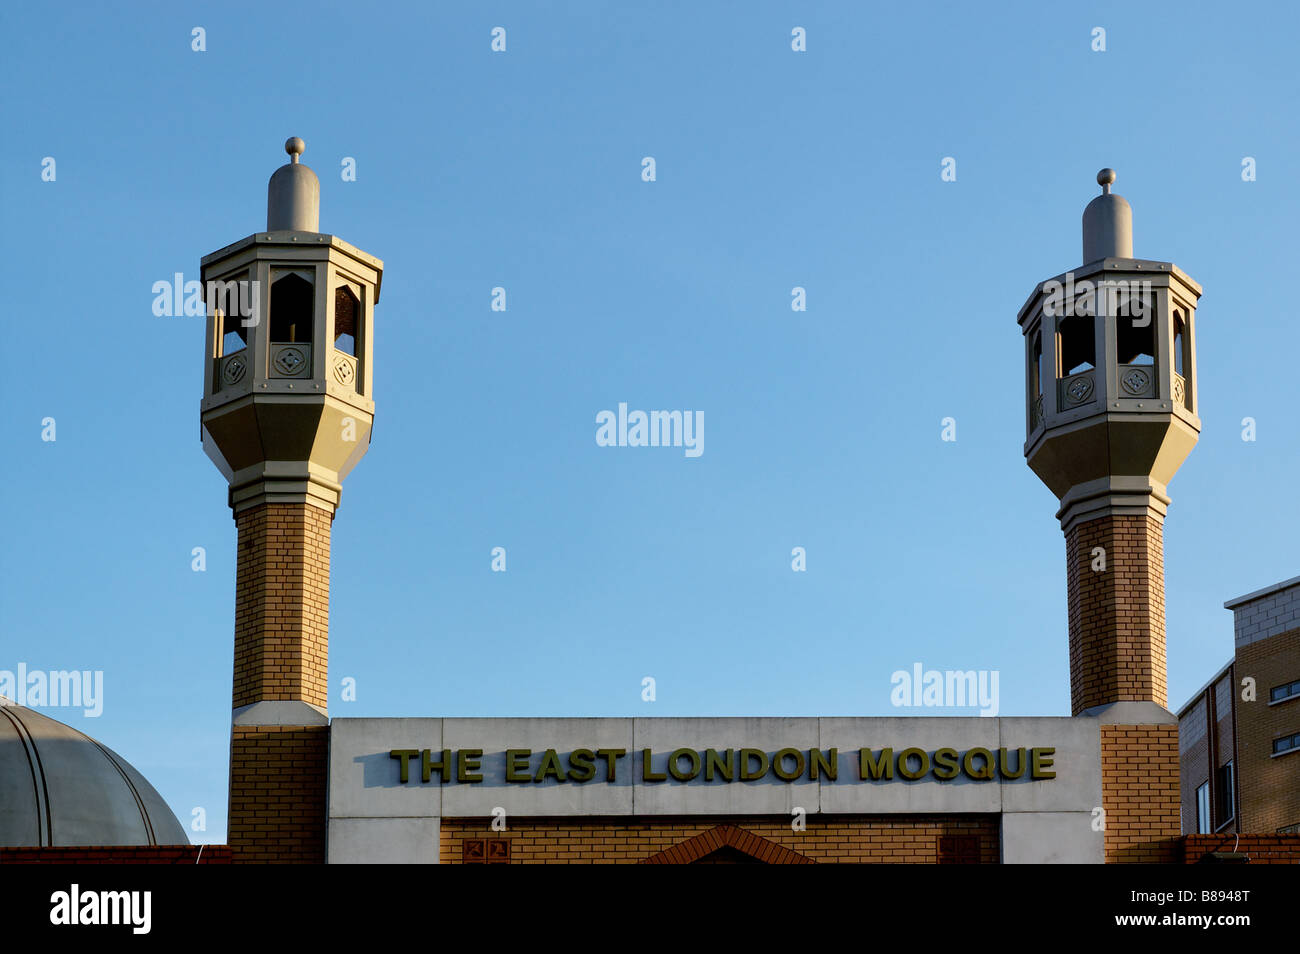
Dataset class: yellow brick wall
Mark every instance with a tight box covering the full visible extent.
[228,725,328,863]
[1066,515,1166,714]
[232,502,332,710]
[439,815,999,864]
[1101,724,1180,862]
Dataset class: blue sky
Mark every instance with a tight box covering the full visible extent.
[2,2,1297,843]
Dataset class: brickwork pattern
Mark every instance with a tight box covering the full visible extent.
[228,725,328,863]
[1215,676,1235,757]
[0,846,231,864]
[1234,628,1300,832]
[1230,583,1300,648]
[1179,704,1211,835]
[1180,834,1300,863]
[1213,676,1239,831]
[1101,724,1180,862]
[438,815,999,864]
[232,502,332,709]
[1178,668,1240,834]
[1065,514,1167,714]
[641,825,815,864]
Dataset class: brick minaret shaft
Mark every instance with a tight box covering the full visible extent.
[200,137,382,863]
[1068,512,1183,861]
[232,503,332,710]
[1065,513,1167,715]
[1019,170,1202,863]
[226,502,334,863]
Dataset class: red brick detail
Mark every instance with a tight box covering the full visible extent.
[462,839,511,863]
[938,834,983,863]
[1101,724,1180,862]
[228,725,328,864]
[232,502,332,710]
[0,846,231,864]
[1065,514,1167,715]
[640,825,814,864]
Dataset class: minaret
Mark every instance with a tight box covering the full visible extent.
[1019,170,1199,861]
[1019,169,1201,717]
[199,138,383,862]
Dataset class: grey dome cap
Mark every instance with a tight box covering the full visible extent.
[267,136,320,232]
[1082,167,1133,263]
[0,700,188,847]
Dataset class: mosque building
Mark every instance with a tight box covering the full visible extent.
[1,144,1295,864]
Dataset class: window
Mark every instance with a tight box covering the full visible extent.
[1032,332,1043,390]
[1057,314,1095,375]
[1116,312,1155,366]
[209,277,251,357]
[1269,678,1300,704]
[220,310,247,356]
[1273,732,1300,755]
[1029,330,1043,427]
[334,287,359,357]
[1173,313,1187,376]
[1172,310,1193,410]
[1195,782,1211,834]
[1215,762,1234,827]
[269,273,313,343]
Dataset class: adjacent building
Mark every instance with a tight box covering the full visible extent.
[1178,576,1300,836]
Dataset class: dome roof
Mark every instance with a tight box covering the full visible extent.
[0,700,188,847]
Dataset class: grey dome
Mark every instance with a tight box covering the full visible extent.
[1081,168,1133,263]
[0,700,188,847]
[267,136,320,232]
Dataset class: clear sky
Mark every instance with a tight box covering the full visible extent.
[2,2,1297,844]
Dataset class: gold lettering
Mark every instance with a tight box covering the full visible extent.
[739,748,769,781]
[961,747,995,781]
[932,747,960,780]
[422,748,451,784]
[859,748,893,780]
[567,748,596,782]
[668,748,701,781]
[1031,747,1056,779]
[505,748,532,782]
[704,748,735,782]
[595,748,625,782]
[998,747,1026,779]
[809,748,838,781]
[534,748,567,783]
[389,749,418,784]
[457,748,483,783]
[772,748,805,782]
[897,747,930,780]
[642,748,667,782]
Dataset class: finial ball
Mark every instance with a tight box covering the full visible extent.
[285,137,306,160]
[1097,168,1117,187]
